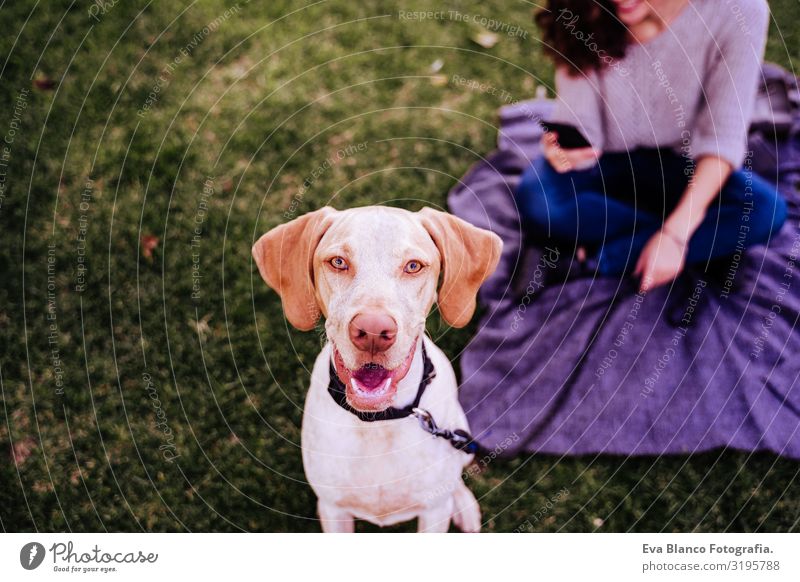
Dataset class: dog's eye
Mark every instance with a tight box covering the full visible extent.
[329,256,349,271]
[404,260,424,274]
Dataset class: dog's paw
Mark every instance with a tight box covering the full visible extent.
[451,483,481,533]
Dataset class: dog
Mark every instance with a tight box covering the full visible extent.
[252,206,502,532]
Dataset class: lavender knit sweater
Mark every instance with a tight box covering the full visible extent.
[549,0,769,168]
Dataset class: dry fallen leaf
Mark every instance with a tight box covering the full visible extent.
[33,75,56,91]
[11,437,36,465]
[190,313,212,342]
[141,234,159,259]
[70,469,83,486]
[472,31,500,49]
[430,74,448,87]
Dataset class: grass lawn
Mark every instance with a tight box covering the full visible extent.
[1,0,798,532]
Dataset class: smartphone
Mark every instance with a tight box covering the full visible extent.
[540,121,592,149]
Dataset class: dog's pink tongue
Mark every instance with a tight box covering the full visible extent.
[352,365,391,391]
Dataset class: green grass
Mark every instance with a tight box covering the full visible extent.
[0,0,798,532]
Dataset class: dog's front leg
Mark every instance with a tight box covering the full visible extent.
[318,500,355,533]
[417,502,453,533]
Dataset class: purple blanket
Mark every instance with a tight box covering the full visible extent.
[449,86,800,459]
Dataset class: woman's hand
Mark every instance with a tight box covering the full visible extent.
[541,131,600,173]
[633,228,688,292]
[632,156,732,292]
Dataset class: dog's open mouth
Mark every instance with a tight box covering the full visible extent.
[333,342,417,412]
[352,364,393,395]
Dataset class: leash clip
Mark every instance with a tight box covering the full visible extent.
[412,408,480,454]
[411,407,439,435]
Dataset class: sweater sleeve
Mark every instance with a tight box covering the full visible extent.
[549,66,605,151]
[690,0,769,168]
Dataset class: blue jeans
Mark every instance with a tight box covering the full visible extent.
[515,149,788,276]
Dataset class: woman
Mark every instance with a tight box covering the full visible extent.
[517,0,787,291]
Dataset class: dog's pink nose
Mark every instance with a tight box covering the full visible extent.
[349,313,398,354]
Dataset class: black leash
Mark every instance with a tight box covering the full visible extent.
[327,342,485,454]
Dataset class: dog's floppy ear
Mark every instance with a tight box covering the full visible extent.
[418,207,502,328]
[252,207,337,331]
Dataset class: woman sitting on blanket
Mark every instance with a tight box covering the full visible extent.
[517,0,787,291]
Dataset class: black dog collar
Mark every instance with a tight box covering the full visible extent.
[327,342,436,422]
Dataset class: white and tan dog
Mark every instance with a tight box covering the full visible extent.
[252,206,501,532]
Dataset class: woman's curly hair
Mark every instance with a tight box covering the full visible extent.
[536,0,629,75]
